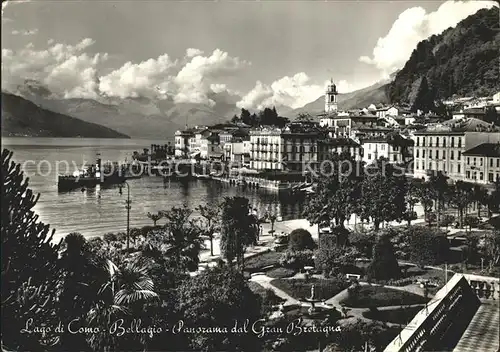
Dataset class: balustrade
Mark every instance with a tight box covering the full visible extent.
[384,273,491,352]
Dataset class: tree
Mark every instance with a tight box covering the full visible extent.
[360,158,407,231]
[288,228,316,251]
[147,211,163,227]
[402,227,449,267]
[196,204,221,257]
[240,108,252,125]
[367,233,401,281]
[428,172,449,224]
[266,212,277,236]
[484,106,499,125]
[303,151,362,229]
[450,181,473,227]
[478,231,500,272]
[412,76,435,113]
[162,206,203,271]
[1,149,62,351]
[472,185,488,218]
[177,266,262,351]
[403,178,421,226]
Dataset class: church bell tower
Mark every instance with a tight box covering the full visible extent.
[325,78,338,114]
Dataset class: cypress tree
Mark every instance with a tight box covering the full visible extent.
[367,233,401,281]
[1,149,62,351]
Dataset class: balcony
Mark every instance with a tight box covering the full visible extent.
[384,273,499,352]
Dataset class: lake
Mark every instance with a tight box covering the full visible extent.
[2,137,306,241]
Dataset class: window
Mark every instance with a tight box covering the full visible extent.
[416,149,420,158]
[443,139,446,147]
[473,157,476,165]
[467,157,470,165]
[436,137,440,147]
[497,158,500,168]
[393,155,397,162]
[423,137,426,147]
[490,159,493,167]
[458,164,461,173]
[458,138,462,148]
[480,158,483,167]
[451,151,454,160]
[480,172,484,180]
[489,173,494,182]
[451,137,455,147]
[466,171,471,178]
[458,151,461,160]
[429,162,432,170]
[443,150,446,160]
[423,150,426,158]
[368,154,372,160]
[429,138,433,147]
[381,144,385,151]
[417,137,420,147]
[435,150,439,159]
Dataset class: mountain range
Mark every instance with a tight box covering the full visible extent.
[2,7,498,138]
[1,92,129,138]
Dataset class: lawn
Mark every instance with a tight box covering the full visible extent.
[340,285,429,308]
[266,267,297,279]
[244,251,281,273]
[270,278,349,301]
[362,306,425,324]
[247,281,284,305]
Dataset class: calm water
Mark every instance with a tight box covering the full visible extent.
[2,137,305,241]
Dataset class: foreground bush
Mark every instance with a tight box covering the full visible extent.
[367,234,400,281]
[288,228,316,250]
[279,249,314,269]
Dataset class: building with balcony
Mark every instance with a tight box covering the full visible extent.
[412,118,500,181]
[384,273,499,352]
[249,127,283,170]
[174,129,194,157]
[360,135,411,165]
[317,138,362,161]
[463,143,500,185]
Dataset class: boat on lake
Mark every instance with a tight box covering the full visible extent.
[57,155,141,192]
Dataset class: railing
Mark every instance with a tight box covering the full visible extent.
[462,273,499,301]
[384,273,487,352]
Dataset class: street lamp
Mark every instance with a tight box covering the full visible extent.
[119,181,131,250]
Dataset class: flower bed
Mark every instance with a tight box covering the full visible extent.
[266,267,297,279]
[270,278,349,301]
[340,285,429,308]
[244,251,281,273]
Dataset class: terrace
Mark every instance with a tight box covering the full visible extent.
[384,273,499,352]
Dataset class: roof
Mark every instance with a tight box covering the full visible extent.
[463,143,500,157]
[319,138,360,147]
[414,118,499,135]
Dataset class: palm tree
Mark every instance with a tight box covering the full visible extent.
[428,173,449,225]
[450,181,473,228]
[147,211,163,227]
[196,204,221,257]
[86,259,158,351]
[472,185,488,218]
[267,212,277,237]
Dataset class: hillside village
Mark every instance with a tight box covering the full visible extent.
[171,80,500,188]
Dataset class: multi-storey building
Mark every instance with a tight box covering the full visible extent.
[249,122,324,172]
[412,118,500,181]
[174,129,193,157]
[249,128,283,170]
[463,143,500,185]
[360,137,407,164]
[317,138,362,161]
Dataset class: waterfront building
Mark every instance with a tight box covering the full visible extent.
[360,135,410,165]
[463,142,500,185]
[412,118,500,181]
[317,138,362,161]
[174,129,194,158]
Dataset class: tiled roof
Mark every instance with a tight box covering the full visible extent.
[319,138,360,147]
[463,143,500,157]
[415,118,499,134]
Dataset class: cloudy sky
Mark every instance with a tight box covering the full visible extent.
[1,0,497,110]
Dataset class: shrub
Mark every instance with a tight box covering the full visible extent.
[315,245,360,277]
[439,215,455,227]
[279,250,314,269]
[403,227,450,267]
[288,229,316,251]
[244,251,281,273]
[103,232,118,242]
[367,234,401,281]
[266,267,297,279]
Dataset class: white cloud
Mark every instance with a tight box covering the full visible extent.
[11,28,38,36]
[2,0,31,17]
[237,73,358,110]
[1,38,107,99]
[99,54,177,99]
[173,49,249,105]
[359,0,497,75]
[186,48,204,58]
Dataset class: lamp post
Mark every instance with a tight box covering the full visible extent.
[119,181,131,250]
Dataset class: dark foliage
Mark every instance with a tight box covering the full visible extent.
[367,234,401,281]
[389,8,500,105]
[288,228,316,251]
